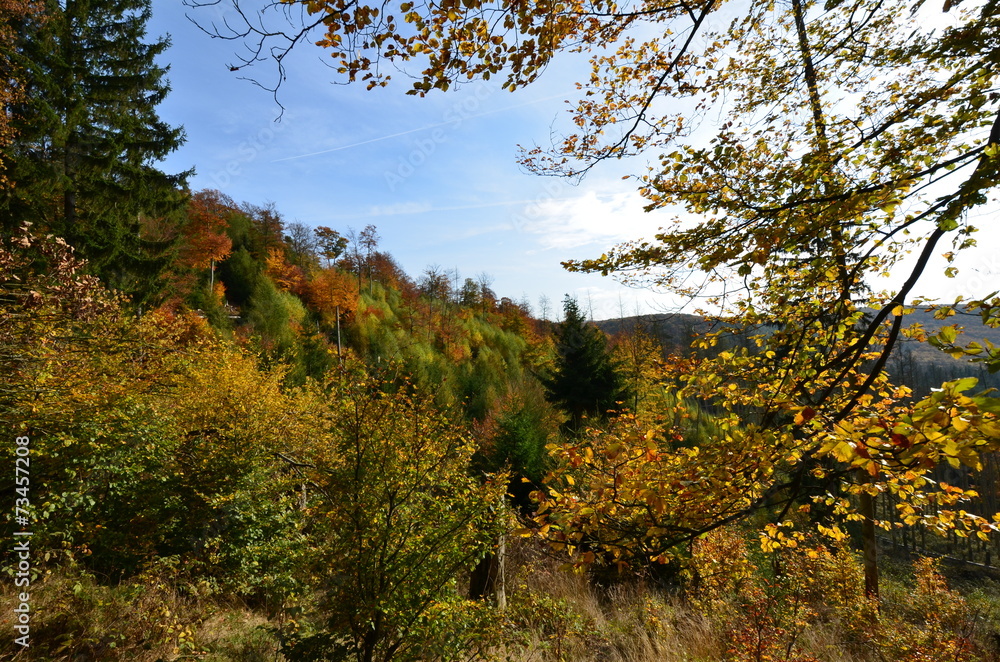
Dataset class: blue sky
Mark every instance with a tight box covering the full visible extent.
[147,2,1000,322]
[147,1,677,321]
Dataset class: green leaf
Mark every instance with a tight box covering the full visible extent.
[938,326,959,344]
[950,377,979,392]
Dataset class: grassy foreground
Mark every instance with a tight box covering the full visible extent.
[4,528,1000,662]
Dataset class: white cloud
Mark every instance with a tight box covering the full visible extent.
[513,183,666,252]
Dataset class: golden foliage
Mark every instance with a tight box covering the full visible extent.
[306,267,359,321]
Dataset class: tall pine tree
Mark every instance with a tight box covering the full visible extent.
[543,295,627,433]
[0,0,190,301]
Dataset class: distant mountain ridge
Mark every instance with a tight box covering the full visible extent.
[594,307,1000,393]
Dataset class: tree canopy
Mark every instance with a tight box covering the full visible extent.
[8,0,1000,638]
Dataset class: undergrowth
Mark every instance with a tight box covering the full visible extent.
[0,565,284,661]
[4,532,1000,662]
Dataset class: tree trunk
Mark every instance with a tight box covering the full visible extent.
[859,482,880,606]
[468,534,506,609]
[336,305,342,363]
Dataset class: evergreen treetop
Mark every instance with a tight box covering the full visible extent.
[543,295,627,433]
[1,0,190,301]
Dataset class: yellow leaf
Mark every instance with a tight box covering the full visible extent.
[830,441,855,463]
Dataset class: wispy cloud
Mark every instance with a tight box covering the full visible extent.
[270,91,571,163]
[328,197,577,220]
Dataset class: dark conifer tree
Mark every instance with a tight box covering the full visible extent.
[0,0,190,301]
[543,295,628,433]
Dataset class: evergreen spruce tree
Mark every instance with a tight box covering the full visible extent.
[543,295,627,433]
[0,0,190,301]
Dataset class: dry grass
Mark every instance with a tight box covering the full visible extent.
[0,566,284,661]
[4,539,1000,662]
[491,536,1000,662]
[493,539,724,662]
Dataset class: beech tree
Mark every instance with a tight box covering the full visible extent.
[307,267,359,323]
[0,222,115,437]
[281,370,507,662]
[193,0,1000,597]
[315,225,349,267]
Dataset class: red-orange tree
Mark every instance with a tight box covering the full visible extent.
[0,0,42,184]
[179,189,236,287]
[307,267,359,323]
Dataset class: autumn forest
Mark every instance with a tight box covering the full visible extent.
[4,0,1000,660]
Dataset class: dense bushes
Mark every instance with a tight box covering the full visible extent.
[1,225,519,661]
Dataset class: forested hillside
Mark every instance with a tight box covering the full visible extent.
[5,0,1000,661]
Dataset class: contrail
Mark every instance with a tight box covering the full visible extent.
[270,91,571,163]
[326,196,583,220]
